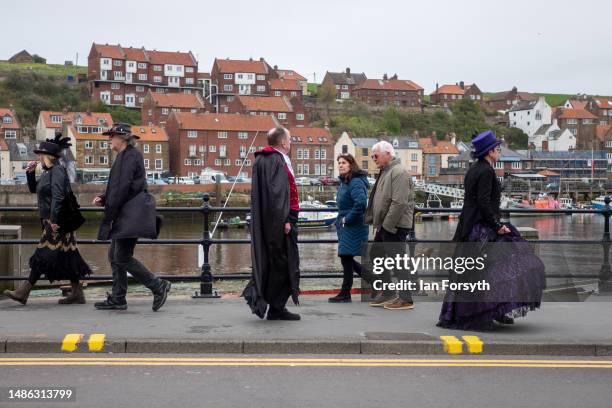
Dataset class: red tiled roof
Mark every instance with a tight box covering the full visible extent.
[288,127,332,144]
[134,126,169,142]
[71,129,108,141]
[122,46,148,61]
[92,43,125,59]
[431,84,465,95]
[237,96,293,112]
[269,79,301,91]
[215,58,270,74]
[276,69,307,81]
[198,72,211,79]
[40,111,113,129]
[356,79,423,91]
[418,138,459,154]
[149,92,204,109]
[0,108,19,129]
[518,92,538,101]
[172,112,277,132]
[148,50,196,66]
[558,108,598,120]
[591,97,612,109]
[564,99,587,110]
[596,125,612,140]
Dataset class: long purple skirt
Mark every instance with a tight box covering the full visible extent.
[437,223,546,330]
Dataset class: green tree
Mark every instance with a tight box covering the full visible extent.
[317,81,337,118]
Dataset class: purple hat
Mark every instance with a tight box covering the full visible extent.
[472,130,502,158]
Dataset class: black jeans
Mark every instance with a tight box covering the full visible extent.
[374,227,413,303]
[339,255,363,293]
[108,238,163,302]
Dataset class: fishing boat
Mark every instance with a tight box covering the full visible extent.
[216,216,248,229]
[590,196,609,210]
[297,200,337,229]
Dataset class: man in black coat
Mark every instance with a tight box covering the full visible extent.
[242,127,300,320]
[93,123,171,311]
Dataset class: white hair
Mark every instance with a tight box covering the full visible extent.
[372,141,396,157]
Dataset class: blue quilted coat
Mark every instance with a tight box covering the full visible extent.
[336,171,369,256]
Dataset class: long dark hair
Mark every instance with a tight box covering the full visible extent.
[336,153,362,183]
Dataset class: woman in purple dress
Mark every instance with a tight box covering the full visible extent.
[437,130,546,331]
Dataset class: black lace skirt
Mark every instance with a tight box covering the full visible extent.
[29,221,92,283]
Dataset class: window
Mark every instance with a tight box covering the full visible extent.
[511,162,522,170]
[238,132,248,139]
[342,85,348,90]
[113,95,123,101]
[136,85,145,92]
[570,128,578,135]
[224,74,233,80]
[99,141,108,149]
[297,149,303,159]
[185,77,194,85]
[156,88,164,93]
[218,131,228,139]
[85,141,93,149]
[144,159,150,169]
[607,141,612,148]
[102,58,111,65]
[4,130,16,139]
[113,60,122,66]
[51,115,62,123]
[154,65,162,72]
[567,119,578,125]
[411,153,418,161]
[340,92,350,99]
[245,159,252,166]
[303,164,309,174]
[257,85,266,93]
[111,82,120,89]
[160,108,169,115]
[235,159,242,166]
[138,73,147,81]
[156,144,162,153]
[209,145,217,152]
[154,76,162,83]
[224,84,233,92]
[274,91,282,97]
[114,71,124,80]
[193,159,201,166]
[227,96,234,102]
[362,148,368,156]
[186,67,194,73]
[428,166,436,176]
[85,156,93,165]
[290,91,297,97]
[215,159,222,165]
[303,149,310,159]
[224,159,231,166]
[99,156,109,165]
[256,75,265,81]
[315,149,320,160]
[495,162,503,169]
[277,113,287,120]
[138,62,147,69]
[342,144,348,154]
[411,165,418,172]
[187,130,198,138]
[219,145,227,157]
[143,144,150,153]
[189,145,197,156]
[296,113,304,121]
[320,149,326,160]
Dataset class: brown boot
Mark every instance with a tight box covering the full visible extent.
[58,282,86,305]
[3,282,33,305]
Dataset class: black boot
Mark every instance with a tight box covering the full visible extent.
[267,307,301,321]
[94,293,127,310]
[152,280,171,312]
[328,290,352,303]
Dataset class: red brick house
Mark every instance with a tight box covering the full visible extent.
[274,68,308,95]
[288,127,334,177]
[228,96,306,128]
[0,108,21,140]
[88,43,200,108]
[269,78,302,99]
[133,125,170,178]
[555,108,599,150]
[321,68,367,101]
[485,87,538,111]
[165,112,278,178]
[586,97,612,126]
[353,76,424,107]
[36,111,113,142]
[430,82,483,107]
[210,58,277,113]
[141,91,206,126]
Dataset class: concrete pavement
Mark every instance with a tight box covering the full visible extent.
[1,292,611,356]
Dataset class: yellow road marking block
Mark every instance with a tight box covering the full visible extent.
[88,334,106,352]
[61,334,83,352]
[462,336,484,354]
[440,336,463,354]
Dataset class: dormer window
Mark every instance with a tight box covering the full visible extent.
[3,116,13,124]
[51,115,62,124]
[76,116,83,125]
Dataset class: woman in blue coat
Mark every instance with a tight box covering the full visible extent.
[329,154,370,303]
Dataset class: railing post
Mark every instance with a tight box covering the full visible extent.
[600,196,612,292]
[193,193,220,298]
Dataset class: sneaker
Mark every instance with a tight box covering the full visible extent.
[266,308,301,321]
[152,280,171,312]
[94,294,127,310]
[383,299,415,310]
[369,293,397,307]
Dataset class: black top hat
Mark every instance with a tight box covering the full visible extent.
[33,130,72,158]
[103,123,139,139]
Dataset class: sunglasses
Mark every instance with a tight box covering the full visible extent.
[371,154,379,159]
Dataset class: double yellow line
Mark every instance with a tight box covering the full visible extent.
[1,357,611,368]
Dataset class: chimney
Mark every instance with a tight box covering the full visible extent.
[436,83,439,92]
[259,57,264,61]
[391,73,398,80]
[274,65,278,70]
[249,57,252,61]
[383,73,388,81]
[459,81,465,89]
[345,67,351,75]
[450,133,456,146]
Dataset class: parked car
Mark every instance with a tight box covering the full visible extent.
[309,178,322,186]
[367,177,377,186]
[176,177,195,185]
[147,178,167,185]
[319,176,339,186]
[295,177,311,186]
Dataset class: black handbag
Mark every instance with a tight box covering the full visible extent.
[50,167,85,233]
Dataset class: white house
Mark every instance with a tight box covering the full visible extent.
[333,132,355,177]
[508,96,552,141]
[532,120,576,151]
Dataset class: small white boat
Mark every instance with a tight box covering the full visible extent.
[298,200,337,228]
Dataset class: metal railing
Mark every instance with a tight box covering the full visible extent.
[1,194,611,298]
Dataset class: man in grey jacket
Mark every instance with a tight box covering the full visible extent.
[365,140,415,310]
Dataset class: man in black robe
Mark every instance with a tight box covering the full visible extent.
[243,127,300,320]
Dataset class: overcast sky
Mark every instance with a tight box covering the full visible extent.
[4,0,611,95]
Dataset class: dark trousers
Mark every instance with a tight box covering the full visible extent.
[374,227,413,303]
[108,238,162,301]
[266,223,298,312]
[339,255,363,293]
